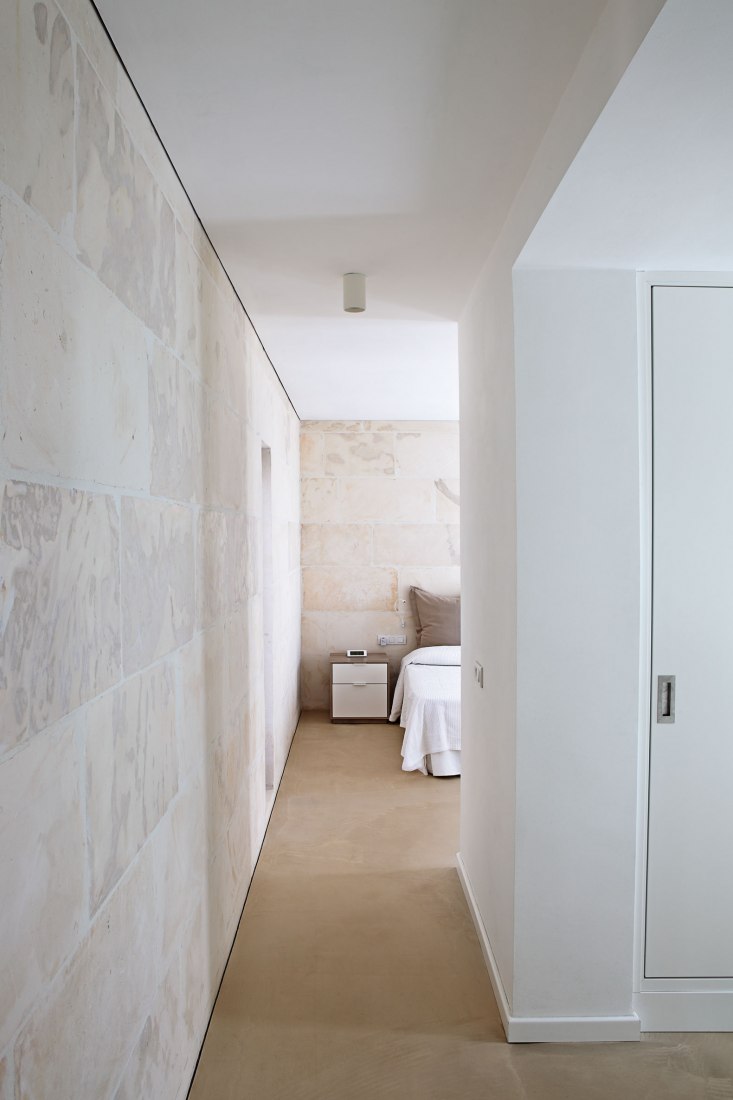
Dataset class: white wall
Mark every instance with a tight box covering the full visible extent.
[458,0,665,1029]
[512,269,640,1017]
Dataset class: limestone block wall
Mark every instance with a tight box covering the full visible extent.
[301,421,460,708]
[0,1,301,1096]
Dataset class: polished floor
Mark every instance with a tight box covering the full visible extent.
[189,713,733,1099]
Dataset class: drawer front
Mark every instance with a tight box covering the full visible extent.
[332,663,387,685]
[332,683,388,719]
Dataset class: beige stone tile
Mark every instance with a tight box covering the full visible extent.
[203,394,243,510]
[113,955,186,1100]
[249,352,276,444]
[302,610,406,660]
[173,223,205,370]
[198,284,242,412]
[57,0,117,96]
[121,496,194,675]
[397,566,461,604]
[340,478,434,523]
[301,477,340,523]
[196,510,229,629]
[303,566,397,612]
[116,66,195,245]
[373,524,460,566]
[395,428,460,478]
[0,0,73,230]
[300,654,331,710]
[0,199,149,489]
[156,788,206,961]
[300,431,324,476]
[301,523,372,565]
[226,607,253,719]
[190,218,228,295]
[435,477,460,521]
[86,661,178,912]
[0,481,121,752]
[76,49,176,341]
[0,718,84,1051]
[370,420,458,434]
[178,626,227,783]
[242,425,263,518]
[180,901,217,1056]
[150,344,204,503]
[300,420,364,433]
[14,830,162,1100]
[228,513,253,607]
[323,432,395,476]
[228,308,254,426]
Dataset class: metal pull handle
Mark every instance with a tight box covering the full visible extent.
[353,682,367,687]
[656,675,676,723]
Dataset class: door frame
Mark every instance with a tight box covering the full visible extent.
[633,271,733,1031]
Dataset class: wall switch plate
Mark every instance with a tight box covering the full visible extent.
[378,634,407,646]
[474,661,484,688]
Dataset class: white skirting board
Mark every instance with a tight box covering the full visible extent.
[634,992,733,1032]
[455,853,641,1043]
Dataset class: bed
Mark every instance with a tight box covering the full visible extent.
[389,646,461,776]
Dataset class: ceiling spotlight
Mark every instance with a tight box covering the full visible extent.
[343,272,366,313]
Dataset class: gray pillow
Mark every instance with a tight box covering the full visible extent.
[410,586,461,648]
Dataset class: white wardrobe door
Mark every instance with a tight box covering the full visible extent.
[647,285,733,978]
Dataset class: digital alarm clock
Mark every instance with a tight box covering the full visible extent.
[346,649,368,657]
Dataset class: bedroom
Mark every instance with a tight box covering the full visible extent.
[301,420,462,777]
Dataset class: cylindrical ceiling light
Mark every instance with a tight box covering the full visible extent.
[343,272,366,313]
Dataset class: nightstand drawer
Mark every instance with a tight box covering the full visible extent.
[332,663,388,685]
[332,683,388,719]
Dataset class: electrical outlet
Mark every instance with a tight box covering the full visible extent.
[378,634,407,646]
[474,661,484,688]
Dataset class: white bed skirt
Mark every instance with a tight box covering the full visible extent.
[426,749,461,777]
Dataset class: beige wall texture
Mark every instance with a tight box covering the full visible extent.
[301,421,460,708]
[0,2,301,1097]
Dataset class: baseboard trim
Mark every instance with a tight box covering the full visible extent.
[456,852,641,1044]
[635,991,733,1032]
[455,852,513,1037]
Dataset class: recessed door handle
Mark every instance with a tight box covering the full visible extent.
[656,675,676,723]
[353,682,367,687]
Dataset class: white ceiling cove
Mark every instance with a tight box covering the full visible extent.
[96,0,607,419]
[518,0,733,272]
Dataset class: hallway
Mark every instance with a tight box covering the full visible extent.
[188,714,733,1099]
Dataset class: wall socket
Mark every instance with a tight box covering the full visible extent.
[474,661,484,688]
[378,634,407,646]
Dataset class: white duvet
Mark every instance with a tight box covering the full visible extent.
[389,646,461,774]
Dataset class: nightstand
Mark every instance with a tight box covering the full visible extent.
[329,652,389,722]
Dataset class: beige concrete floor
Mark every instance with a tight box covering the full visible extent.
[189,712,733,1099]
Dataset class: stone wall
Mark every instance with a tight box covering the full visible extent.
[0,1,301,1096]
[300,421,460,708]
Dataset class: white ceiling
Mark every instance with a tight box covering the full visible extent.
[96,0,607,419]
[519,0,733,271]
